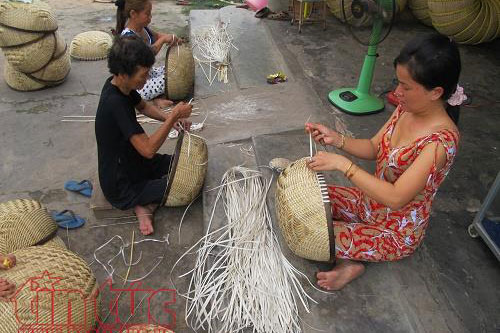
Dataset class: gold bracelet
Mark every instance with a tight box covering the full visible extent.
[347,164,358,180]
[344,161,354,177]
[337,134,346,150]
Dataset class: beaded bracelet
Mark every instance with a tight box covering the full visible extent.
[337,134,346,150]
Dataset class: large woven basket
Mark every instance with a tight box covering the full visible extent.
[0,0,57,32]
[29,45,71,85]
[451,0,487,44]
[429,0,480,36]
[164,44,195,101]
[0,24,45,47]
[3,60,46,91]
[70,30,113,61]
[3,31,56,73]
[409,0,433,26]
[161,131,207,207]
[275,158,335,262]
[0,199,57,254]
[122,324,174,332]
[39,235,67,249]
[0,246,98,333]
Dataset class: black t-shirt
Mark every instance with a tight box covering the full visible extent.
[95,77,145,208]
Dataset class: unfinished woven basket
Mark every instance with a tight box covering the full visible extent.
[70,30,113,61]
[162,131,207,207]
[0,246,98,333]
[3,60,46,91]
[39,235,67,249]
[409,0,433,26]
[122,324,174,332]
[0,23,45,47]
[0,0,57,32]
[165,44,195,101]
[0,199,57,254]
[3,31,56,73]
[275,158,335,262]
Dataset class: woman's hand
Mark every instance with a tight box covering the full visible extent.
[305,122,343,147]
[307,151,351,172]
[0,254,16,270]
[163,33,182,45]
[0,278,16,301]
[174,119,192,132]
[171,102,192,121]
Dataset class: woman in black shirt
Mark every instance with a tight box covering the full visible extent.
[95,36,192,235]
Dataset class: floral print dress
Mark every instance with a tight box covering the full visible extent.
[329,107,459,261]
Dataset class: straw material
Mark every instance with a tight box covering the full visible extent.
[163,132,207,207]
[3,32,56,73]
[451,0,487,43]
[3,60,46,91]
[0,23,45,47]
[409,0,433,26]
[0,199,57,254]
[0,246,98,333]
[39,235,67,249]
[275,158,334,262]
[474,1,497,44]
[430,1,480,36]
[122,325,173,332]
[70,30,112,61]
[492,0,500,38]
[165,44,195,101]
[53,30,67,58]
[29,45,71,84]
[0,0,57,32]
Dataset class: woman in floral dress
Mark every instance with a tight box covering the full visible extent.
[306,33,464,290]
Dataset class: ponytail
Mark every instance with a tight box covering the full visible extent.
[446,104,460,125]
[115,0,127,35]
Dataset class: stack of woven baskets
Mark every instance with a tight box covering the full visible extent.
[0,199,98,332]
[0,0,70,91]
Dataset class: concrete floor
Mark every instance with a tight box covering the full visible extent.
[0,0,498,332]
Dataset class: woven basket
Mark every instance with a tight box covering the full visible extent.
[3,60,46,91]
[0,199,57,254]
[0,0,57,32]
[430,1,480,36]
[452,0,487,43]
[0,246,98,333]
[122,324,174,332]
[70,30,112,61]
[3,32,56,73]
[165,44,195,101]
[161,131,207,207]
[0,199,41,216]
[0,23,45,47]
[29,46,71,85]
[39,235,67,249]
[275,158,335,262]
[490,0,500,38]
[409,0,433,26]
[474,0,497,44]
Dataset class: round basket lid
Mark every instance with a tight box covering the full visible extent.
[70,30,113,61]
[0,246,98,332]
[3,60,46,91]
[161,131,208,207]
[0,23,45,47]
[165,44,195,101]
[0,199,56,254]
[3,32,56,73]
[0,0,58,32]
[275,158,335,262]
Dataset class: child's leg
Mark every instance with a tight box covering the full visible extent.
[138,66,173,108]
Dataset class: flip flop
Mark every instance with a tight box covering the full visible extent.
[51,210,86,229]
[64,180,93,198]
[255,7,272,18]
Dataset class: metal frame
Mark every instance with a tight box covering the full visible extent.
[468,171,500,261]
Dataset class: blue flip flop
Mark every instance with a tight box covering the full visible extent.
[64,179,93,198]
[51,210,86,229]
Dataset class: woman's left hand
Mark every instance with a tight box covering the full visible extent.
[307,151,349,172]
[174,119,192,132]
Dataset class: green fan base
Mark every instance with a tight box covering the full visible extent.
[328,88,384,115]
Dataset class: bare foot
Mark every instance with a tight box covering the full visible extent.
[316,259,365,291]
[0,278,16,301]
[153,98,174,109]
[134,205,154,235]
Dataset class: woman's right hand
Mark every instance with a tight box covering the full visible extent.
[172,102,192,121]
[305,122,342,147]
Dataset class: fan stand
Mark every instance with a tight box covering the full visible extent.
[328,17,385,115]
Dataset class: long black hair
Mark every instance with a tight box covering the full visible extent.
[114,0,149,35]
[394,33,462,124]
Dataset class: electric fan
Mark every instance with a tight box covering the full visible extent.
[328,0,396,115]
